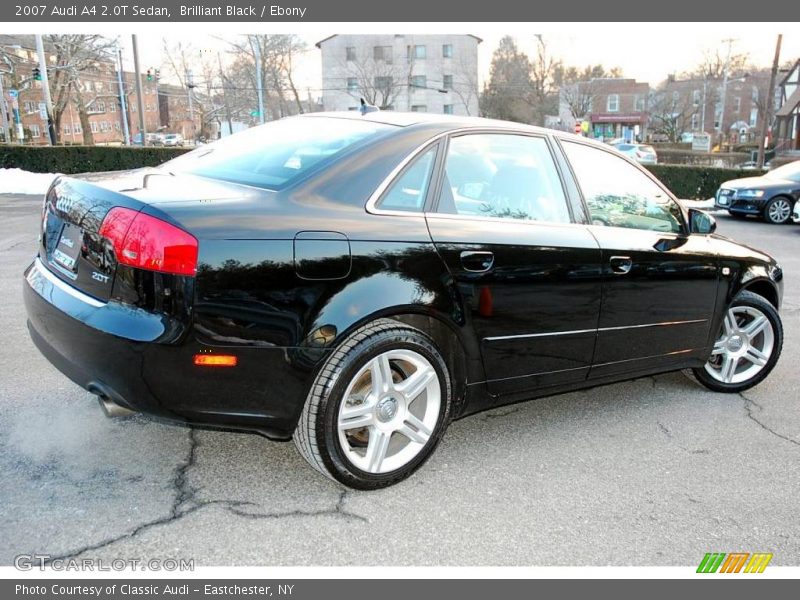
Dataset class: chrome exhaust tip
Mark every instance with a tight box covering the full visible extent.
[97,395,137,418]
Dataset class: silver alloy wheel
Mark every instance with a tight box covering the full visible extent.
[767,198,791,223]
[704,306,774,384]
[337,349,441,474]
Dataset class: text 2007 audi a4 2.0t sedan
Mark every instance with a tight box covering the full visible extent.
[24,112,784,489]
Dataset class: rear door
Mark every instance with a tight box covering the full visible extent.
[558,139,719,378]
[424,132,603,396]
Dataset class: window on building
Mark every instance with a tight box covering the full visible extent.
[346,77,359,92]
[693,89,701,106]
[634,94,645,112]
[411,45,426,60]
[110,103,116,112]
[346,46,356,61]
[437,133,571,223]
[374,76,393,91]
[672,91,680,104]
[751,86,759,101]
[749,107,758,127]
[410,75,427,90]
[63,124,71,135]
[443,104,454,115]
[96,101,105,112]
[114,123,120,131]
[562,141,683,233]
[377,146,437,212]
[30,124,41,138]
[90,121,98,133]
[73,123,81,134]
[607,94,619,112]
[691,113,699,130]
[24,101,34,113]
[410,105,427,112]
[443,75,453,90]
[733,96,741,113]
[373,46,392,63]
[442,44,453,58]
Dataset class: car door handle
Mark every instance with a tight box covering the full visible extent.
[609,255,632,275]
[460,251,494,272]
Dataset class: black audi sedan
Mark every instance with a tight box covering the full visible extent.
[715,160,800,223]
[24,112,784,489]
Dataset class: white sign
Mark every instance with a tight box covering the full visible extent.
[38,102,47,120]
[692,133,712,152]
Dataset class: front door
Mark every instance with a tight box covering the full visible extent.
[559,139,720,378]
[425,132,603,396]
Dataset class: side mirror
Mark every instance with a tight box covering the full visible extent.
[689,208,716,234]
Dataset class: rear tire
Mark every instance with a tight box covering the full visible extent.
[293,319,452,490]
[693,291,782,393]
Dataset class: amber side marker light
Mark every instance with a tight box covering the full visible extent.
[193,354,238,367]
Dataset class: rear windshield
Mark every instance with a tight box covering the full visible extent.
[163,116,394,190]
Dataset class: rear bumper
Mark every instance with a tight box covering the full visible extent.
[24,258,317,439]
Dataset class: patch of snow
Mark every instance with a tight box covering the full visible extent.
[679,197,716,210]
[0,168,59,195]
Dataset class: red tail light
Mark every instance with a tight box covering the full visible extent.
[99,207,198,276]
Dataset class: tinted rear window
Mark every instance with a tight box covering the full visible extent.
[163,117,394,190]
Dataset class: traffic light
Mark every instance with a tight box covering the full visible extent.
[146,69,153,82]
[32,66,42,81]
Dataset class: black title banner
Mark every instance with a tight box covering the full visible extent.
[3,0,799,22]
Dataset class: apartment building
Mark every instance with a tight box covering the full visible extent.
[317,34,481,116]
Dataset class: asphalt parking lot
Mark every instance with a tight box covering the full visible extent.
[0,193,798,567]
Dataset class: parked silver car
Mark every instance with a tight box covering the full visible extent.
[612,142,658,165]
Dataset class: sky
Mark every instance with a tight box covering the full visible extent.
[112,25,798,96]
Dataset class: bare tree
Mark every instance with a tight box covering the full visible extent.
[649,88,696,142]
[44,34,117,144]
[162,40,223,139]
[448,52,479,116]
[339,46,414,110]
[560,80,599,121]
[529,35,561,125]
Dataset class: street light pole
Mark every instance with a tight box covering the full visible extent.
[252,36,265,124]
[34,34,56,145]
[0,71,10,143]
[131,34,147,144]
[757,34,782,169]
[115,45,131,146]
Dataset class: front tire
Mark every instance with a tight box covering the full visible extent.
[294,319,452,490]
[763,196,793,224]
[693,291,782,393]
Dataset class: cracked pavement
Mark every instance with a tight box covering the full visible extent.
[0,194,798,566]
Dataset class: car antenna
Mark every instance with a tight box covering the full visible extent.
[360,98,379,115]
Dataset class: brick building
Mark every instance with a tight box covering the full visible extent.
[2,34,166,145]
[559,78,650,141]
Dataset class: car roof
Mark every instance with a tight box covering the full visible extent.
[302,110,556,135]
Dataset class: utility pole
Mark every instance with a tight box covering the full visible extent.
[218,52,234,137]
[0,72,10,143]
[757,34,782,169]
[251,35,265,124]
[131,34,146,144]
[717,38,736,149]
[186,68,195,142]
[34,34,56,145]
[116,46,131,145]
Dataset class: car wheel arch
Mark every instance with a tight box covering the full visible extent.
[738,278,780,309]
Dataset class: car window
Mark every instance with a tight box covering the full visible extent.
[562,140,683,233]
[436,133,570,224]
[164,117,394,191]
[765,161,800,182]
[376,146,437,212]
